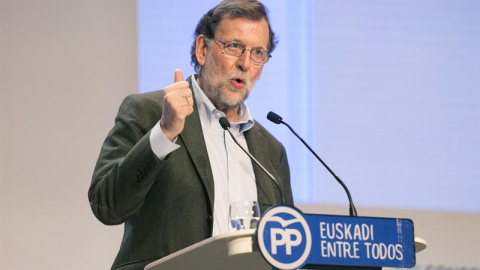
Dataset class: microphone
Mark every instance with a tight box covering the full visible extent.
[219,117,285,205]
[267,111,358,216]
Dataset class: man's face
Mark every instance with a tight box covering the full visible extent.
[197,17,270,111]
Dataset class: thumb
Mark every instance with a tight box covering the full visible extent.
[174,69,184,83]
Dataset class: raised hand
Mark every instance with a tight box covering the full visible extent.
[160,69,194,141]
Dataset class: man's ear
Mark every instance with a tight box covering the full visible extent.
[195,34,208,66]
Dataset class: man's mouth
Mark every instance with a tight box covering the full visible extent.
[231,77,246,88]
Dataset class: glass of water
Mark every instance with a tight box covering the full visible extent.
[229,201,261,231]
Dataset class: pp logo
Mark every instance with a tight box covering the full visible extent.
[257,206,311,270]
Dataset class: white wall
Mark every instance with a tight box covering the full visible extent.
[0,1,479,270]
[0,0,135,269]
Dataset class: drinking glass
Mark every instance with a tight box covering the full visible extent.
[229,201,261,231]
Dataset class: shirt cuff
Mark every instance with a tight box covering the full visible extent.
[149,122,180,160]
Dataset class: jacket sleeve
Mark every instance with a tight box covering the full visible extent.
[88,93,165,225]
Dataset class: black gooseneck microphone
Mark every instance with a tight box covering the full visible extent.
[219,117,285,205]
[267,111,358,217]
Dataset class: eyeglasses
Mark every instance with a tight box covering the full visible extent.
[210,38,271,65]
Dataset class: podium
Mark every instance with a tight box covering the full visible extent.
[145,230,269,270]
[145,229,426,270]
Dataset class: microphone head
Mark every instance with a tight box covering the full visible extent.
[267,111,282,124]
[219,117,231,130]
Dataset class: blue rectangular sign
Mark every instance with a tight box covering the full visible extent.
[257,206,416,269]
[304,214,415,268]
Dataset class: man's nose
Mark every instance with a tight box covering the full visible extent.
[236,50,251,71]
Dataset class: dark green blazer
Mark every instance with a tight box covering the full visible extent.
[88,77,294,270]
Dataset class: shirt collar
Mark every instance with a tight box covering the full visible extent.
[191,75,254,134]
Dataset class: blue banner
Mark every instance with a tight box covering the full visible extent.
[257,205,416,269]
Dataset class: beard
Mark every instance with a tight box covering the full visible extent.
[199,56,256,111]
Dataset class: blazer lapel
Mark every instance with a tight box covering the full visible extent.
[178,76,215,212]
[245,125,278,213]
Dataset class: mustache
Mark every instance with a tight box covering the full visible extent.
[228,73,250,85]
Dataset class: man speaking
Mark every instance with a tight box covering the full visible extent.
[88,0,294,269]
